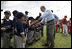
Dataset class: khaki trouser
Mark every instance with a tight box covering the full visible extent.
[27,30,34,44]
[13,35,26,48]
[2,32,11,48]
[46,20,55,46]
[34,28,40,40]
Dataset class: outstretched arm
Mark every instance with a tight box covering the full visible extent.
[33,17,42,25]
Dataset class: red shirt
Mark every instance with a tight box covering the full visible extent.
[62,18,67,24]
[68,20,71,26]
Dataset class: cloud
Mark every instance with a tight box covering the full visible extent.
[1,1,71,20]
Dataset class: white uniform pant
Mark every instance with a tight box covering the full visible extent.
[63,24,68,35]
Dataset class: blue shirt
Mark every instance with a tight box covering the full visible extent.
[41,9,55,23]
[14,20,24,36]
[13,17,18,33]
[2,19,13,33]
[13,17,18,26]
[13,17,17,23]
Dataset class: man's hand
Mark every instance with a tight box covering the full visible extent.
[29,18,42,27]
[33,18,42,25]
[1,27,6,31]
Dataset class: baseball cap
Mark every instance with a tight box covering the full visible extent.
[12,10,19,14]
[17,12,26,19]
[4,10,11,14]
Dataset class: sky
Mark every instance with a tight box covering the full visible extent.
[1,1,71,20]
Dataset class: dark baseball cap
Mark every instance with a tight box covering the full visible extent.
[17,12,26,19]
[12,10,19,14]
[4,10,11,14]
[28,17,34,20]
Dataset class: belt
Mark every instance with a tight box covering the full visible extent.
[47,19,54,23]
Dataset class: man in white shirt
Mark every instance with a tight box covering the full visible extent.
[32,6,55,48]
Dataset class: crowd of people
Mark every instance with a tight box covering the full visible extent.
[1,6,71,48]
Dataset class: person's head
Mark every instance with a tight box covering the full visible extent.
[12,10,19,17]
[40,6,46,12]
[51,10,53,13]
[31,17,34,22]
[25,11,29,15]
[28,17,34,22]
[64,15,67,18]
[39,13,41,16]
[4,11,11,19]
[17,12,26,21]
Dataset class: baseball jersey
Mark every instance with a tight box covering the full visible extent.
[14,20,24,36]
[68,20,71,26]
[13,17,18,34]
[62,18,67,24]
[2,19,13,33]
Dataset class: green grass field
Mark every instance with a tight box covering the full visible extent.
[1,26,71,48]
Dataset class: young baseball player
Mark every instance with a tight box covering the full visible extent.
[22,15,29,47]
[36,13,44,37]
[67,18,71,34]
[13,12,26,48]
[12,10,19,38]
[26,17,35,45]
[62,16,68,35]
[1,11,13,48]
[34,19,41,41]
